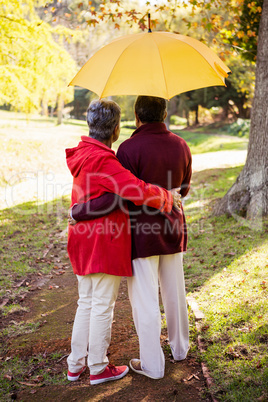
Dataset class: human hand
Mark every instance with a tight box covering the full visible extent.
[68,207,77,226]
[170,187,182,211]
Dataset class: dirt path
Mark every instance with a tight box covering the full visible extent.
[3,254,209,401]
[2,149,247,210]
[192,150,246,172]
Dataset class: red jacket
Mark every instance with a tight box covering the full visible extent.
[66,136,173,277]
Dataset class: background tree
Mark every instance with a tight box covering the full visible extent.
[0,0,76,116]
[213,0,268,220]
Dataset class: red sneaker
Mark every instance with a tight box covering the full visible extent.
[90,363,129,385]
[67,366,87,381]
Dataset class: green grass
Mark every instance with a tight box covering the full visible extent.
[173,130,248,154]
[0,353,68,401]
[184,168,268,401]
[0,198,69,300]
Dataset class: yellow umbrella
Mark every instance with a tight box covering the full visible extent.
[69,30,230,100]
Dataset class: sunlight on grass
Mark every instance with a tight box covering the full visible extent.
[194,243,268,401]
[184,167,268,401]
[173,130,248,154]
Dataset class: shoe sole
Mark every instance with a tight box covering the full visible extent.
[67,366,86,381]
[129,360,161,380]
[90,366,129,385]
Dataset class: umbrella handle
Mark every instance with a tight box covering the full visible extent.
[148,13,152,33]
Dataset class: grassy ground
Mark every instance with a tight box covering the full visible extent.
[0,111,267,401]
[184,168,268,401]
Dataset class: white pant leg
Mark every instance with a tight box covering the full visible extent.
[159,252,189,361]
[88,273,121,375]
[67,274,93,373]
[67,273,121,375]
[128,256,165,379]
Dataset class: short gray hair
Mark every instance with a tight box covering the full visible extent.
[87,99,121,141]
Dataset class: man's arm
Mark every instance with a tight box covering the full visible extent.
[180,157,192,198]
[70,193,121,223]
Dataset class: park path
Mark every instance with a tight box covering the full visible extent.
[11,264,208,401]
[2,149,247,210]
[192,149,246,172]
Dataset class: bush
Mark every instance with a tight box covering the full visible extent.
[226,119,250,137]
[170,115,187,126]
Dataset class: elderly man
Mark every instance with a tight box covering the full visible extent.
[70,96,192,380]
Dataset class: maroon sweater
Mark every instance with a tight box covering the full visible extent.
[72,123,192,259]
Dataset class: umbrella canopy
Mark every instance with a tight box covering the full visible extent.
[69,31,231,100]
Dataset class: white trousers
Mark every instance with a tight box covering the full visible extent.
[67,273,121,375]
[128,253,189,379]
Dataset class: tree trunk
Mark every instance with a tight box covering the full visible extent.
[185,110,190,127]
[166,97,178,129]
[194,104,199,125]
[213,1,268,223]
[57,94,64,125]
[41,96,48,117]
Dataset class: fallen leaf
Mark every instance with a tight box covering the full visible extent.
[0,298,9,308]
[4,374,13,381]
[16,381,44,387]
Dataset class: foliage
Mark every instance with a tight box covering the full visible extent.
[231,0,263,62]
[220,119,251,137]
[59,0,263,59]
[0,0,76,113]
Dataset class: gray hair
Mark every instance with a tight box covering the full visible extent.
[87,99,121,141]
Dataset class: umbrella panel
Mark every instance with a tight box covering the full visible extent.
[69,32,230,99]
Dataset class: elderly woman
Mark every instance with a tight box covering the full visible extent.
[65,99,179,385]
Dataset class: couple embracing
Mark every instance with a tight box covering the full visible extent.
[65,96,192,385]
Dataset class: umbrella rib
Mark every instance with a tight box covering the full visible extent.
[151,35,169,100]
[171,34,227,82]
[99,34,146,98]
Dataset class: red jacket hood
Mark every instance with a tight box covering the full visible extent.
[65,136,115,178]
